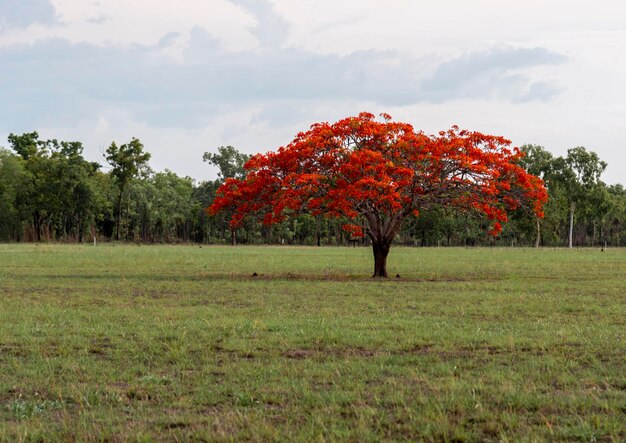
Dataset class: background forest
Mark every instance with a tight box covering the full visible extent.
[0,132,624,247]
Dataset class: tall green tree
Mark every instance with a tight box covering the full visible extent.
[7,133,100,241]
[0,149,30,240]
[105,138,151,240]
[151,171,194,241]
[555,147,607,248]
[605,184,625,246]
[41,139,101,241]
[7,132,40,160]
[89,171,117,239]
[126,170,195,242]
[203,146,250,180]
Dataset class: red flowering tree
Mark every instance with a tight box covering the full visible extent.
[208,113,547,277]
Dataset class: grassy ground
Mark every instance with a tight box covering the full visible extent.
[0,244,624,442]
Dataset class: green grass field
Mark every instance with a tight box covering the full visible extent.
[0,244,624,442]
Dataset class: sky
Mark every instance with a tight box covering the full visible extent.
[1,0,625,184]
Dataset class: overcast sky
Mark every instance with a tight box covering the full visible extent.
[1,0,625,184]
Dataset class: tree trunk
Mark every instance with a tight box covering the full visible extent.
[372,241,390,277]
[534,218,541,248]
[363,209,408,277]
[568,201,575,248]
[231,228,237,246]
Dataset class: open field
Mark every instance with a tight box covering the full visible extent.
[0,244,625,442]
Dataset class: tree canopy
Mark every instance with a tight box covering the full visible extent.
[105,138,151,240]
[209,113,548,276]
[203,146,251,181]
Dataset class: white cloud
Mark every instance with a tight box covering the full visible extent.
[420,47,567,102]
[0,0,57,31]
[1,0,258,51]
[0,0,625,185]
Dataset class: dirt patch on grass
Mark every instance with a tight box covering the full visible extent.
[88,337,115,356]
[210,343,257,360]
[282,346,385,360]
[161,421,190,430]
[283,349,315,360]
[0,343,28,357]
[280,343,567,362]
[404,344,435,355]
[282,345,435,360]
[195,272,488,283]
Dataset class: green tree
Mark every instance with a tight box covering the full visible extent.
[105,138,151,240]
[89,171,117,239]
[48,140,100,241]
[7,132,40,160]
[192,180,222,243]
[147,170,195,242]
[7,133,101,241]
[203,146,250,180]
[605,184,626,246]
[555,147,607,248]
[584,183,612,245]
[0,149,30,240]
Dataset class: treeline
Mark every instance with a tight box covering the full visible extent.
[0,132,624,246]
